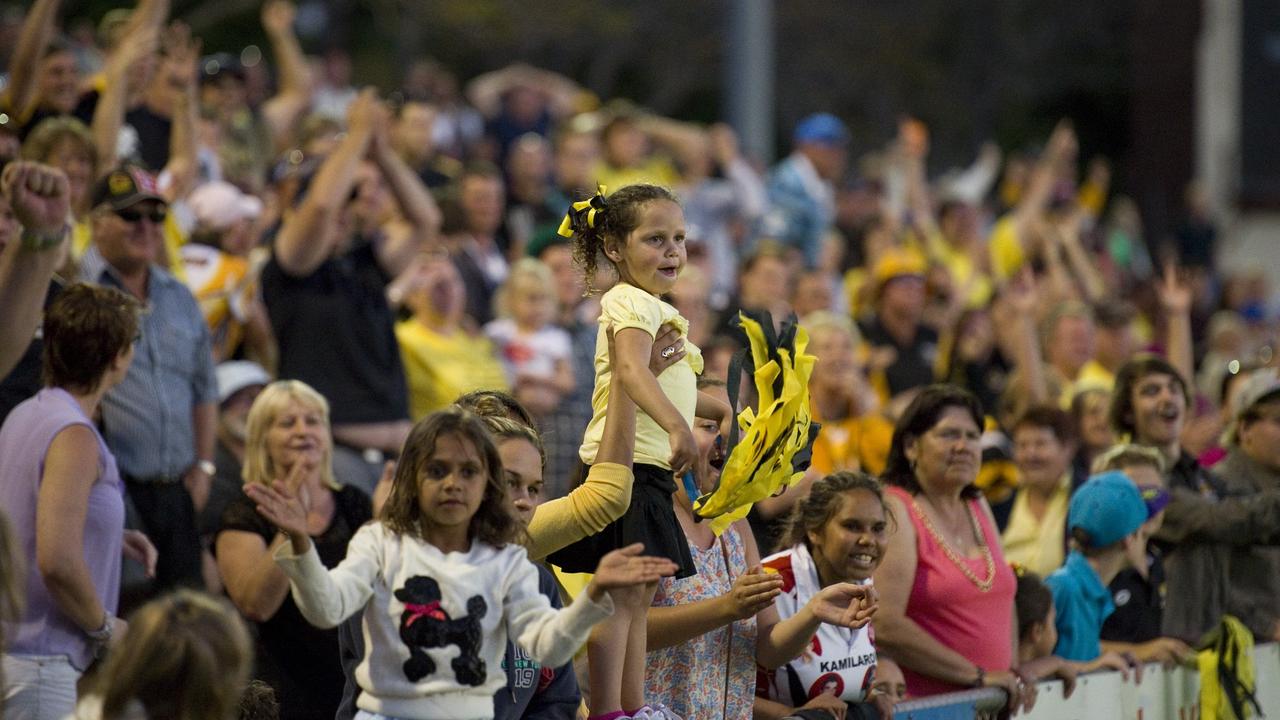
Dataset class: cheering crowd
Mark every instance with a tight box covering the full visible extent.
[1,1,1278,719]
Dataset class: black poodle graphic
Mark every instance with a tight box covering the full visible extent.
[394,576,488,685]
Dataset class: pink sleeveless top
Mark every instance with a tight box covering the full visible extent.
[886,485,1016,696]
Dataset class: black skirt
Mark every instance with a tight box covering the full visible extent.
[547,462,697,579]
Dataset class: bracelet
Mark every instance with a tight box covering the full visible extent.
[19,224,69,252]
[85,612,114,643]
[971,665,985,688]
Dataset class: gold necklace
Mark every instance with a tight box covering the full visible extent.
[911,496,996,592]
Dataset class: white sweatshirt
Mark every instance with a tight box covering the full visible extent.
[274,522,612,720]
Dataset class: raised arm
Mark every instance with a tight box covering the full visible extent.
[4,0,62,119]
[91,24,159,171]
[0,162,70,377]
[274,89,377,277]
[369,108,441,278]
[160,23,200,200]
[259,0,313,151]
[1155,261,1194,389]
[246,480,379,628]
[712,124,768,221]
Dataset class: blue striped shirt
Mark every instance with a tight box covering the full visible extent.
[79,246,218,480]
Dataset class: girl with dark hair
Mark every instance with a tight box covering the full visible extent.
[246,408,675,720]
[756,472,894,720]
[871,384,1033,711]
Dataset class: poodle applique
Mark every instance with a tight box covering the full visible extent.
[394,576,489,685]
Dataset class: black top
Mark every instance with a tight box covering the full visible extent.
[857,316,940,398]
[72,90,172,170]
[1100,546,1166,644]
[0,279,62,426]
[217,484,372,720]
[261,238,409,424]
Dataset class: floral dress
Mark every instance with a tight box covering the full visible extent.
[646,523,757,719]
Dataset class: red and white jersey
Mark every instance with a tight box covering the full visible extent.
[756,543,878,706]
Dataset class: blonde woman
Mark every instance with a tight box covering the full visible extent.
[70,590,253,720]
[215,380,372,720]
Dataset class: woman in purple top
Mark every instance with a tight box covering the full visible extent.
[0,283,157,720]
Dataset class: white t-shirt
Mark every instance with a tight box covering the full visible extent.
[482,318,572,383]
[758,543,878,706]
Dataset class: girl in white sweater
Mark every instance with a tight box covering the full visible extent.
[246,409,676,720]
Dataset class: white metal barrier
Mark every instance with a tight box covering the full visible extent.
[892,642,1280,719]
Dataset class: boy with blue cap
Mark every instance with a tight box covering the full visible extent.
[1044,471,1153,662]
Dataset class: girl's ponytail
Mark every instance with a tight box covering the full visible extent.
[558,186,611,295]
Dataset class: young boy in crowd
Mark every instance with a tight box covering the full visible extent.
[1045,471,1152,662]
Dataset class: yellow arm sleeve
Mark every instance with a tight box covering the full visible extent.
[525,462,633,561]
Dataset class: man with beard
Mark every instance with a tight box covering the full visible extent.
[1110,356,1280,645]
[199,361,270,537]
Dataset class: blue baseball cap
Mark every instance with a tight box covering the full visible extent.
[793,113,850,147]
[1068,471,1148,548]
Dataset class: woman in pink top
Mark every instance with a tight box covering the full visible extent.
[872,385,1037,713]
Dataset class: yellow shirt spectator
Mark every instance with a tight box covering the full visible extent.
[1000,474,1071,578]
[579,282,702,469]
[395,320,509,420]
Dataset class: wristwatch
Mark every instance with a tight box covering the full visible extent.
[20,224,69,252]
[197,459,217,476]
[86,612,114,642]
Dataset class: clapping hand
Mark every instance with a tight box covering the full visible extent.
[586,543,678,603]
[244,460,315,551]
[722,566,784,620]
[809,582,878,629]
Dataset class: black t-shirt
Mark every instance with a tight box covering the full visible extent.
[1100,546,1166,644]
[857,316,940,398]
[71,90,172,170]
[261,238,410,425]
[217,485,372,720]
[0,279,63,426]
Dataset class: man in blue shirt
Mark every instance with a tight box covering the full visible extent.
[1045,471,1150,662]
[79,163,218,591]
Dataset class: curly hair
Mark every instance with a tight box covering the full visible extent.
[380,409,522,547]
[781,471,895,549]
[563,183,679,294]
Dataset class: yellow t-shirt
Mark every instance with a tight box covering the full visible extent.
[579,283,703,469]
[809,410,894,478]
[180,244,252,361]
[1000,475,1072,578]
[988,213,1024,283]
[395,320,510,421]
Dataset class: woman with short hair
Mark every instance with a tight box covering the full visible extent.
[0,282,156,720]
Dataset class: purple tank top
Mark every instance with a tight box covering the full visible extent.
[0,387,124,670]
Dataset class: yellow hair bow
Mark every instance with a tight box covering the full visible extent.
[557,185,609,238]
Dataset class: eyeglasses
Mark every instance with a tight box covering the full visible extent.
[116,207,167,224]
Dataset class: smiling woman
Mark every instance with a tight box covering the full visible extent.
[214,380,372,720]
